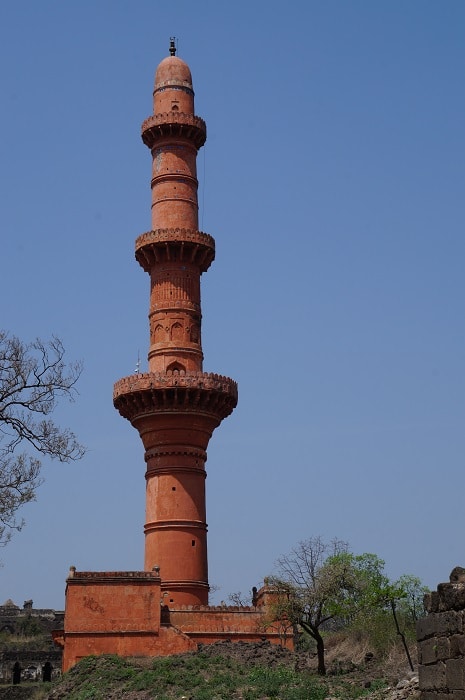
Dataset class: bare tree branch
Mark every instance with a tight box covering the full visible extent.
[0,331,85,546]
[272,537,362,675]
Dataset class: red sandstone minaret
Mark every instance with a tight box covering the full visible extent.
[113,40,237,606]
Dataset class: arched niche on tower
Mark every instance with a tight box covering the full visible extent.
[170,322,183,342]
[154,323,165,343]
[166,361,185,374]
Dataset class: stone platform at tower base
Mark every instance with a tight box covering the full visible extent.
[53,571,293,672]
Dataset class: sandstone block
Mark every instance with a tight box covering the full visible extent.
[425,591,439,613]
[419,661,446,690]
[436,611,463,636]
[420,637,450,665]
[446,658,465,690]
[451,634,465,657]
[417,615,437,641]
[438,584,465,612]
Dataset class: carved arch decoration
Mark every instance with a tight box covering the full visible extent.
[166,361,186,374]
[154,324,165,342]
[170,322,183,341]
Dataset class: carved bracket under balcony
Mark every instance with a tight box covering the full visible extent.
[113,371,238,423]
[141,112,206,150]
[135,228,215,272]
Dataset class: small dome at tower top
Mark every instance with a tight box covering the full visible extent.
[155,55,193,91]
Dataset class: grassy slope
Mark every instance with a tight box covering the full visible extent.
[39,641,400,700]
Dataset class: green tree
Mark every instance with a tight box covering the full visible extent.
[0,332,85,546]
[394,574,428,624]
[270,537,395,675]
[324,551,394,617]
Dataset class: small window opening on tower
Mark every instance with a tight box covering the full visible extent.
[192,540,196,546]
[172,486,176,491]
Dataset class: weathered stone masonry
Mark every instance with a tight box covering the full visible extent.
[0,599,63,684]
[417,568,465,697]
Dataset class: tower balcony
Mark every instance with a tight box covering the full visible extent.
[141,112,206,150]
[113,371,237,424]
[135,228,215,273]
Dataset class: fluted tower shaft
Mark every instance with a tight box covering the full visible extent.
[114,45,237,606]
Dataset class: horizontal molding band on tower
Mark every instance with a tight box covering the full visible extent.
[151,195,197,206]
[135,228,215,272]
[148,345,202,355]
[141,112,206,149]
[144,447,207,460]
[144,519,207,532]
[160,580,209,591]
[150,173,199,188]
[154,80,194,93]
[149,302,201,313]
[145,465,207,478]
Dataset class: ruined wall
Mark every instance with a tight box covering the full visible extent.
[0,651,62,684]
[167,604,293,648]
[0,600,63,684]
[417,567,465,697]
[0,600,63,636]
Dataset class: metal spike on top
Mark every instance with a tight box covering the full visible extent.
[169,37,176,56]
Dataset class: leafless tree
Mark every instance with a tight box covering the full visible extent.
[0,331,85,546]
[270,536,350,675]
[228,591,253,606]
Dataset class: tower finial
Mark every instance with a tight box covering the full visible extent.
[169,37,176,56]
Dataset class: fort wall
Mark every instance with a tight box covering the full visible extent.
[417,568,465,697]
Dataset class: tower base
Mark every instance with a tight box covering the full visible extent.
[53,570,293,672]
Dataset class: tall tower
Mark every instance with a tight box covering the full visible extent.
[113,41,237,606]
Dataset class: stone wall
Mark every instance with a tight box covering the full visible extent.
[0,651,62,684]
[417,568,465,697]
[0,599,63,685]
[0,600,63,636]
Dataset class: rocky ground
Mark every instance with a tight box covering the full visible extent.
[195,640,421,700]
[0,639,421,699]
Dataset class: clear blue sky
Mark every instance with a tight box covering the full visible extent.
[0,0,464,609]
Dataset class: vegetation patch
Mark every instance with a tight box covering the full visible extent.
[41,643,399,700]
